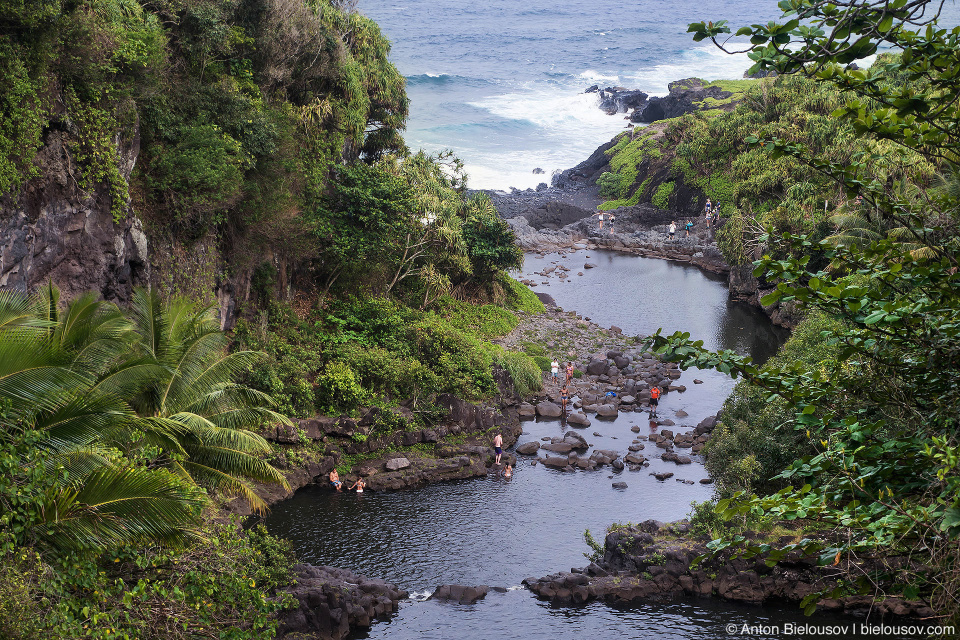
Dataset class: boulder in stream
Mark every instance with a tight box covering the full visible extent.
[429,584,489,605]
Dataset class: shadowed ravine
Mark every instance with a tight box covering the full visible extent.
[261,252,899,639]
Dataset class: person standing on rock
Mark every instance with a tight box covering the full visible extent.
[669,221,677,240]
[648,385,661,418]
[685,220,694,237]
[704,198,713,227]
[565,361,574,384]
[560,385,569,414]
[551,359,560,380]
[493,431,504,465]
[591,211,615,232]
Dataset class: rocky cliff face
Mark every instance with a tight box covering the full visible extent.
[0,127,149,303]
[0,124,257,330]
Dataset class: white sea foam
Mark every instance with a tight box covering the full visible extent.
[624,44,755,95]
[457,87,628,190]
[577,69,621,85]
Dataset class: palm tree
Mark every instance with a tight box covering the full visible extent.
[0,288,205,553]
[0,285,292,555]
[104,288,291,513]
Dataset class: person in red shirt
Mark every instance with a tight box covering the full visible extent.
[649,386,661,418]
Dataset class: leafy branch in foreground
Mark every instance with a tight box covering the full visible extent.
[674,6,960,618]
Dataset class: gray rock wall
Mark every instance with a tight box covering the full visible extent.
[0,128,149,303]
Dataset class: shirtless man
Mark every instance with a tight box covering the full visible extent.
[329,469,343,491]
[493,431,504,465]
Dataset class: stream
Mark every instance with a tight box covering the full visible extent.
[262,251,881,639]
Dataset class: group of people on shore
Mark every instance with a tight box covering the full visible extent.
[551,355,664,418]
[666,197,717,241]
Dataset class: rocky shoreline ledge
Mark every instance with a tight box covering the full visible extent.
[277,565,408,640]
[522,520,935,622]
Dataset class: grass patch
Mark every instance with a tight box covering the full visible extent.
[432,295,519,339]
[503,276,545,314]
[494,349,544,397]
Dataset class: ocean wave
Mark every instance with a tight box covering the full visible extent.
[405,73,494,88]
[468,87,611,130]
[577,69,621,85]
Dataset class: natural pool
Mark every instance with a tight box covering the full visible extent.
[262,251,916,638]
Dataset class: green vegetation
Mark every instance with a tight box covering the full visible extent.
[702,312,842,495]
[652,181,675,209]
[582,528,605,562]
[0,285,294,637]
[595,62,932,240]
[647,0,960,622]
[236,288,541,420]
[493,350,543,397]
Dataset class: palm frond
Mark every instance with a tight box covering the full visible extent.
[36,393,136,451]
[38,466,205,552]
[161,350,264,415]
[0,364,91,416]
[0,288,57,335]
[169,413,273,453]
[181,462,273,515]
[204,406,292,432]
[182,440,288,487]
[44,447,115,480]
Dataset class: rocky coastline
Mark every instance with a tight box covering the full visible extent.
[523,519,936,622]
[590,77,740,123]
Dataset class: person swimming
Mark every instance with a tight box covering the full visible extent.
[503,464,513,478]
[349,478,366,493]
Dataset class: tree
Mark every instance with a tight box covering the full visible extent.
[0,285,291,556]
[668,0,960,619]
[459,193,523,285]
[0,288,205,554]
[107,288,291,514]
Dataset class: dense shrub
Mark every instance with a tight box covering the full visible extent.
[0,522,296,639]
[236,292,536,417]
[314,361,368,415]
[703,312,842,495]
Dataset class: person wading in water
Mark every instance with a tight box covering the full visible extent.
[649,385,661,418]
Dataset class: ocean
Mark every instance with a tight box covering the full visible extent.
[358,0,960,191]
